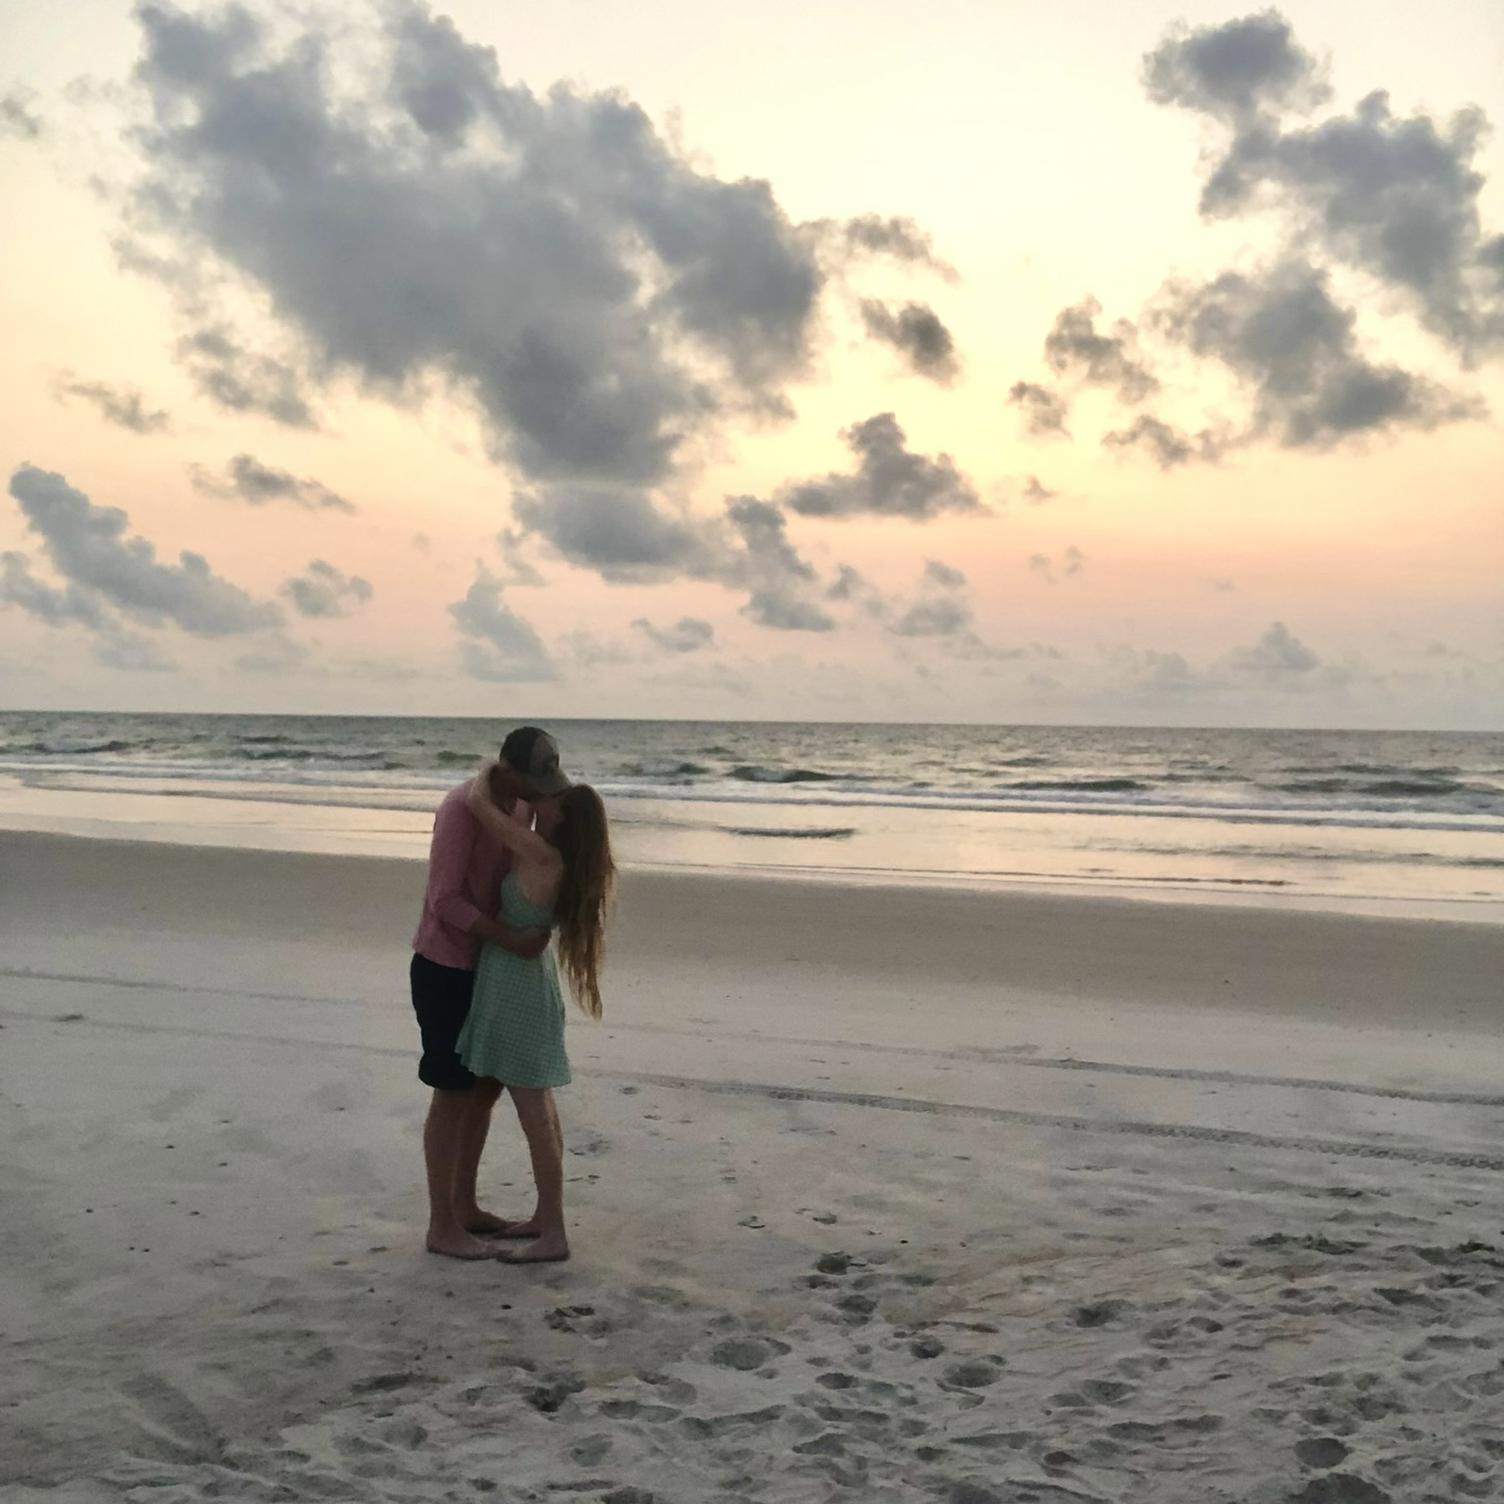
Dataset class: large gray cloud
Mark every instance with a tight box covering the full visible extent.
[125,1,828,491]
[1147,12,1504,358]
[860,300,959,383]
[1043,298,1159,402]
[54,375,172,434]
[7,463,281,636]
[1152,260,1479,447]
[448,565,556,682]
[281,560,373,618]
[191,453,354,512]
[779,413,981,521]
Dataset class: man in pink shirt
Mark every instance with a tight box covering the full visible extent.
[411,726,570,1259]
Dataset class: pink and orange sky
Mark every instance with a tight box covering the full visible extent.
[1,0,1500,726]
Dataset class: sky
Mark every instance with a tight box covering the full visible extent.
[0,0,1500,728]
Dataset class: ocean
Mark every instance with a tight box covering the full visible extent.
[1,711,1501,916]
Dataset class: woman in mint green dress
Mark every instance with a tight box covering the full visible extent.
[457,771,614,1264]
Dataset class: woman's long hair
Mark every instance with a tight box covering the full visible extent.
[551,784,615,1018]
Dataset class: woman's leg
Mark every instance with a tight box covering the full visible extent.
[502,1086,570,1262]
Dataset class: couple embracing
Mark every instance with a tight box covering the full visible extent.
[409,726,614,1264]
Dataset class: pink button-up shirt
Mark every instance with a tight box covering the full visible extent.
[412,783,516,971]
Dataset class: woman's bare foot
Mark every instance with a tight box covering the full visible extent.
[426,1228,506,1260]
[498,1233,570,1264]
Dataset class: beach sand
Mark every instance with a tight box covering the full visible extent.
[4,831,1504,1503]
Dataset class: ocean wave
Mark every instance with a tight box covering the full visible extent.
[1272,776,1480,798]
[622,760,711,779]
[720,825,857,840]
[730,764,842,784]
[11,738,140,756]
[1008,777,1147,793]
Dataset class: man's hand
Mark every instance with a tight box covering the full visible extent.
[490,922,551,960]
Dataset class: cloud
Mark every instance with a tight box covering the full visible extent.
[779,412,981,521]
[859,300,960,382]
[94,632,176,671]
[836,215,957,279]
[7,464,281,636]
[512,486,720,584]
[0,91,42,140]
[1147,13,1504,358]
[54,375,172,434]
[1142,10,1329,126]
[1152,260,1480,447]
[890,559,973,638]
[1043,298,1159,402]
[0,550,108,629]
[1008,381,1070,438]
[123,2,838,495]
[280,560,373,618]
[1028,546,1085,583]
[448,565,556,681]
[1102,414,1222,469]
[175,327,319,428]
[234,633,312,674]
[1022,475,1058,502]
[1229,618,1319,677]
[633,616,715,653]
[191,453,354,512]
[724,499,833,631]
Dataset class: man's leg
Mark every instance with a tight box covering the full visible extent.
[499,1087,569,1263]
[424,1088,498,1259]
[452,1079,512,1235]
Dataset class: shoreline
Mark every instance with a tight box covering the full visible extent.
[3,793,1500,925]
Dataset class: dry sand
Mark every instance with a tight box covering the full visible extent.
[3,831,1504,1503]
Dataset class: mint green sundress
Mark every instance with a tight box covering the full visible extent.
[456,872,572,1089]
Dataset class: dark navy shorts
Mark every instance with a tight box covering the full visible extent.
[410,952,477,1091]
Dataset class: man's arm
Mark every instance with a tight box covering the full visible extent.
[471,915,551,960]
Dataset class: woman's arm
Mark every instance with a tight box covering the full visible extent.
[466,768,559,866]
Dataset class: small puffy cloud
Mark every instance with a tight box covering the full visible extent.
[93,631,176,672]
[449,565,555,682]
[1022,475,1058,502]
[632,616,715,653]
[192,453,355,513]
[1103,414,1220,469]
[176,327,319,429]
[1028,546,1085,583]
[1044,298,1159,402]
[724,498,833,631]
[1229,619,1319,677]
[7,464,280,636]
[54,375,172,435]
[860,300,960,382]
[0,91,42,140]
[1008,381,1070,438]
[1142,11,1329,126]
[779,412,981,521]
[836,214,957,279]
[280,560,373,618]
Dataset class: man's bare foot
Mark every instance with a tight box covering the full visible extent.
[426,1228,505,1260]
[461,1208,515,1236]
[498,1233,570,1264]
